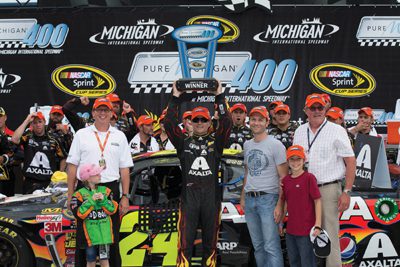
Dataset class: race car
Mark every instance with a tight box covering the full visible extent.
[0,149,398,267]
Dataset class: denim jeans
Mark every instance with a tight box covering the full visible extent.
[285,233,317,267]
[245,193,283,267]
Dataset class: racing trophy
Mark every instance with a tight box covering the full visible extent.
[172,24,222,91]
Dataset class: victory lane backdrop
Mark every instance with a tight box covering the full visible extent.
[0,6,399,130]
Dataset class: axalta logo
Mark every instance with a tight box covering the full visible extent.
[189,156,212,176]
[52,64,116,98]
[0,68,21,94]
[254,18,339,45]
[186,15,240,43]
[89,18,174,46]
[310,63,376,98]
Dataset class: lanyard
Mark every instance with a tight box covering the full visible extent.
[307,121,327,152]
[94,131,110,158]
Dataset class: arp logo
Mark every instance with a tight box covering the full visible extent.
[186,15,240,43]
[310,63,376,98]
[52,64,116,98]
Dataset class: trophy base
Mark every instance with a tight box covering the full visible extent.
[176,78,218,92]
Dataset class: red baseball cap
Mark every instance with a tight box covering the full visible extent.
[249,106,269,119]
[268,101,284,111]
[137,115,154,126]
[286,145,306,160]
[305,94,326,108]
[191,106,211,120]
[230,103,247,113]
[50,105,64,116]
[358,107,373,117]
[93,98,113,110]
[321,93,331,104]
[33,111,46,121]
[182,111,192,120]
[326,107,344,120]
[106,93,121,103]
[274,104,290,114]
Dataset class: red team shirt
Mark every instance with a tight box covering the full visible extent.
[282,171,321,236]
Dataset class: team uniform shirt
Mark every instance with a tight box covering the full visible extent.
[225,124,252,151]
[155,135,175,150]
[268,121,299,149]
[46,124,73,156]
[20,131,65,181]
[282,171,321,236]
[293,119,354,184]
[129,133,159,155]
[67,125,133,183]
[0,132,13,181]
[244,136,286,194]
[71,186,117,248]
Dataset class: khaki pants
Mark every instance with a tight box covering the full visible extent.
[319,182,342,267]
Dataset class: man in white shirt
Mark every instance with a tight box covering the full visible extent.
[129,115,159,155]
[67,97,133,267]
[293,94,356,267]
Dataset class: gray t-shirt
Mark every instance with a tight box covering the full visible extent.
[244,135,286,194]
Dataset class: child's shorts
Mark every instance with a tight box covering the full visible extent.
[86,244,110,262]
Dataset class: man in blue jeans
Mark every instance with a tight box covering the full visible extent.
[240,106,288,267]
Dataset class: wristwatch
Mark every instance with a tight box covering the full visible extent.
[122,193,131,199]
[343,189,352,195]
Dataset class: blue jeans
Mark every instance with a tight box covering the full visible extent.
[245,193,283,267]
[285,234,317,267]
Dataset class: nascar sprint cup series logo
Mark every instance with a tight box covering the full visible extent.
[0,19,69,55]
[310,63,376,97]
[52,64,116,98]
[254,17,339,45]
[89,18,174,46]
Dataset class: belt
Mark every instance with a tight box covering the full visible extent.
[318,179,342,187]
[245,191,268,197]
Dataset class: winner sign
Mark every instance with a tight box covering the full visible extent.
[172,25,222,91]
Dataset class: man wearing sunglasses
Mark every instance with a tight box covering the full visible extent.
[164,80,232,267]
[293,94,356,267]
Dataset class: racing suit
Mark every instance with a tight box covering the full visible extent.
[164,94,232,267]
[225,124,252,151]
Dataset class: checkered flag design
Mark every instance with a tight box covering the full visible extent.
[215,0,271,13]
[358,39,400,47]
[131,83,236,94]
[0,41,28,49]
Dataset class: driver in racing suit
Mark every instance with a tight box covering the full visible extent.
[164,81,232,267]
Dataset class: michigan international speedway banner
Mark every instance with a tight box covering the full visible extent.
[0,6,399,130]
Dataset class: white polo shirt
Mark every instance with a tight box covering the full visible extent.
[293,120,354,184]
[129,133,159,155]
[67,125,133,183]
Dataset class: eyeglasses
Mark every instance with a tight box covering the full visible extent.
[192,117,209,123]
[309,106,324,112]
[95,108,111,113]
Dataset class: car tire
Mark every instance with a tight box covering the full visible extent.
[0,226,35,267]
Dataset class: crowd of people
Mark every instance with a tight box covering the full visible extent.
[0,82,380,266]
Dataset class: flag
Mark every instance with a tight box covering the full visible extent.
[215,0,272,13]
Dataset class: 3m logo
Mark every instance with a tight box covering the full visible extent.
[189,157,212,176]
[44,222,62,233]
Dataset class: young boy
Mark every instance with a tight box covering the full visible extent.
[70,164,118,267]
[280,145,322,267]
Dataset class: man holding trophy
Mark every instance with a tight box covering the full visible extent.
[165,24,232,267]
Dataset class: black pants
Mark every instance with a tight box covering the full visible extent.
[177,187,221,267]
[23,177,50,194]
[75,180,121,267]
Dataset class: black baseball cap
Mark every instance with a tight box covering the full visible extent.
[310,226,331,258]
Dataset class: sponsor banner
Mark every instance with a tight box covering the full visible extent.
[36,214,62,222]
[0,6,398,134]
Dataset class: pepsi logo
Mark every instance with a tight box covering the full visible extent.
[340,235,357,260]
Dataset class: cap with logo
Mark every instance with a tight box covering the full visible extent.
[358,107,373,117]
[320,93,331,104]
[305,94,326,108]
[274,104,290,114]
[93,98,113,110]
[182,111,192,120]
[310,226,331,258]
[286,145,305,160]
[50,105,64,116]
[191,107,211,120]
[326,107,344,120]
[230,103,247,113]
[137,115,154,126]
[106,93,121,103]
[249,106,269,119]
[0,107,5,116]
[268,101,284,111]
[33,111,46,121]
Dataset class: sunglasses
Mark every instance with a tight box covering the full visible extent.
[192,117,209,123]
[309,106,324,111]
